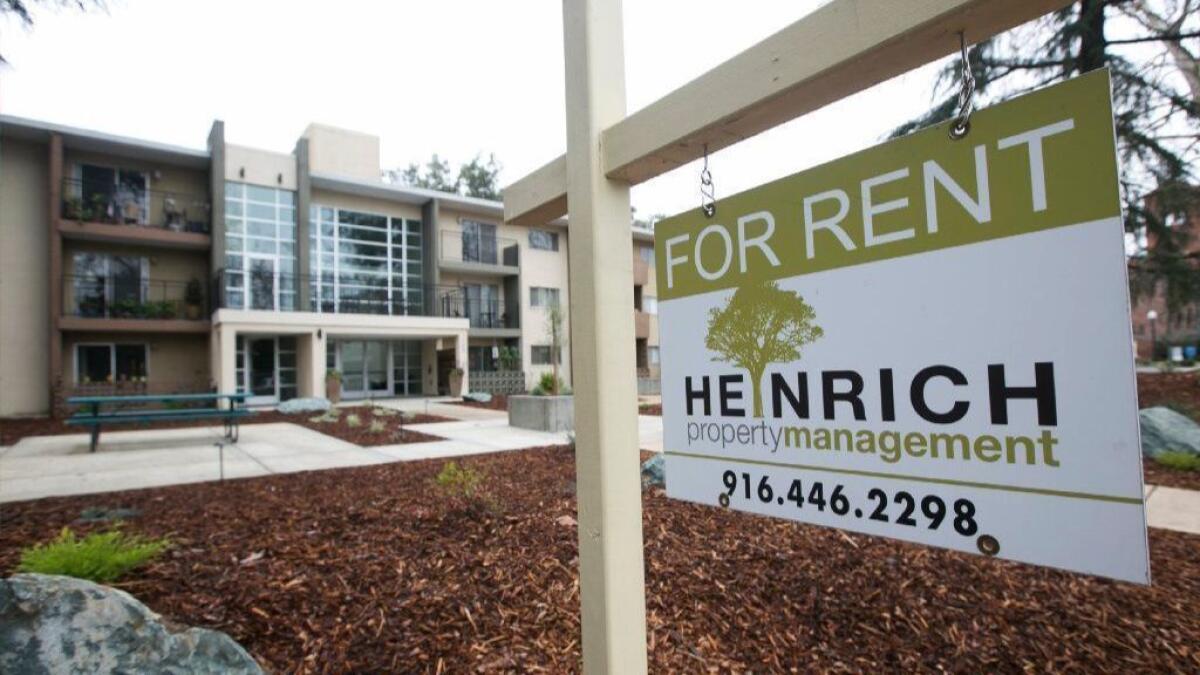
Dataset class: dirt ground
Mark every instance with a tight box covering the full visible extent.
[1,446,1196,673]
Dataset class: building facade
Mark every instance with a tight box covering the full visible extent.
[0,115,660,417]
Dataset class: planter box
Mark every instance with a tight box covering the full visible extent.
[509,395,574,432]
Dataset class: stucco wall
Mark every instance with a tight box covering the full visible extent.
[303,124,380,182]
[0,138,50,416]
[225,144,297,190]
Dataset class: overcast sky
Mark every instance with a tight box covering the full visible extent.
[0,1,1032,218]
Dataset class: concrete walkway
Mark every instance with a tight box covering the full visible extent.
[0,410,665,504]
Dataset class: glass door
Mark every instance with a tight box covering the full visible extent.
[247,338,278,404]
[247,256,277,310]
[338,340,393,398]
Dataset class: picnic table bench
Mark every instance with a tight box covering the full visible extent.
[66,393,251,453]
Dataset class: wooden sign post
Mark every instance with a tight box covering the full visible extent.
[506,1,1077,671]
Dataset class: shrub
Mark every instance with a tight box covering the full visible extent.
[346,413,362,428]
[537,372,564,395]
[1157,451,1200,472]
[18,527,169,583]
[435,461,484,498]
[368,419,386,434]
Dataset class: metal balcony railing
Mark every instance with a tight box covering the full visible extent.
[440,230,519,267]
[65,275,210,321]
[61,177,211,234]
[437,289,516,329]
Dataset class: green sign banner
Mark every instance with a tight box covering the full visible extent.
[655,70,1122,301]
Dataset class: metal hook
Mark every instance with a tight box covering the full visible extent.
[700,144,716,218]
[949,31,975,140]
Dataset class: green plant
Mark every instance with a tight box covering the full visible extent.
[346,413,362,428]
[537,372,564,396]
[368,419,386,434]
[434,461,484,499]
[18,527,169,583]
[326,369,342,382]
[1157,451,1200,472]
[498,345,520,371]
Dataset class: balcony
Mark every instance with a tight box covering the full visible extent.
[59,178,211,250]
[437,288,519,336]
[62,275,211,333]
[439,230,519,276]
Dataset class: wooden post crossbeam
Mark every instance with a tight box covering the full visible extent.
[504,0,1073,226]
[506,1,1075,673]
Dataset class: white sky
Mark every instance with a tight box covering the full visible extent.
[0,1,1060,218]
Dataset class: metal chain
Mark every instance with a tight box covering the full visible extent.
[700,144,716,217]
[950,31,975,140]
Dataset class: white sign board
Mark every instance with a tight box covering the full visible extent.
[653,71,1149,584]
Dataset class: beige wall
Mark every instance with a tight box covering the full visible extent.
[311,189,422,222]
[0,138,50,416]
[63,332,210,390]
[303,124,380,182]
[225,144,297,190]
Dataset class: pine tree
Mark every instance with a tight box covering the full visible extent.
[897,1,1199,308]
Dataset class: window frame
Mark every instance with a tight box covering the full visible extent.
[529,229,559,251]
[73,342,149,385]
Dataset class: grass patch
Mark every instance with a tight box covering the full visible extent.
[1156,451,1200,472]
[17,527,169,582]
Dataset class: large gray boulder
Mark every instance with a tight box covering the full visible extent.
[1139,406,1200,458]
[276,396,331,414]
[0,573,262,674]
[641,454,665,488]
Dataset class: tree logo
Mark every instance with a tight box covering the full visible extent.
[705,280,824,417]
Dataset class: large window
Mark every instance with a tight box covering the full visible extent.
[75,164,148,224]
[224,182,297,311]
[530,287,561,308]
[529,229,559,251]
[75,343,147,384]
[311,206,423,315]
[644,296,658,315]
[461,219,498,264]
[72,253,147,317]
[531,345,562,365]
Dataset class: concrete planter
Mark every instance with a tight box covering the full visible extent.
[509,395,574,432]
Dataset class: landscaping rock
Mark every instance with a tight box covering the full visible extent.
[463,392,493,403]
[0,573,262,674]
[78,506,140,523]
[1139,407,1200,458]
[277,397,332,414]
[641,454,665,488]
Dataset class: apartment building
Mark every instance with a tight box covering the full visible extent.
[0,115,658,417]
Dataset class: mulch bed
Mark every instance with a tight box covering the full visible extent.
[1143,458,1200,491]
[0,406,454,447]
[290,406,451,446]
[1137,371,1200,420]
[448,394,510,411]
[1,446,1196,672]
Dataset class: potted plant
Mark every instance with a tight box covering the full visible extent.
[449,367,465,397]
[326,369,342,404]
[63,196,84,220]
[184,279,203,320]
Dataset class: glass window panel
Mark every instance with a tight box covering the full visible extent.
[226,236,243,253]
[279,223,296,240]
[247,203,276,220]
[339,224,389,244]
[226,291,244,307]
[77,345,112,383]
[247,220,276,237]
[338,240,388,257]
[225,217,244,233]
[280,242,295,257]
[114,344,146,381]
[279,207,295,225]
[278,191,295,207]
[246,185,277,204]
[338,210,388,229]
[225,256,244,273]
[225,182,245,199]
[247,238,276,254]
[225,200,243,217]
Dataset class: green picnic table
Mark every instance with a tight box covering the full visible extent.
[66,392,251,453]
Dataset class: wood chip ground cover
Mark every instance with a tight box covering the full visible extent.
[1,446,1196,672]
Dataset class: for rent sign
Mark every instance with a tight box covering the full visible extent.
[653,70,1149,584]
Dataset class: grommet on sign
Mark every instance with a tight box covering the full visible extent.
[977,534,1000,556]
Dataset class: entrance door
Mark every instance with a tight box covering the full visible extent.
[247,338,277,404]
[338,340,392,399]
[247,256,277,310]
